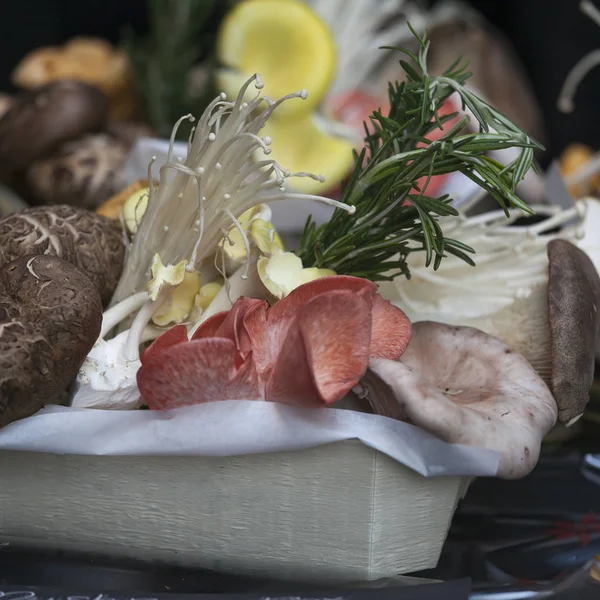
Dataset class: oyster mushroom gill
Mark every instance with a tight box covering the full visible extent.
[364,321,558,479]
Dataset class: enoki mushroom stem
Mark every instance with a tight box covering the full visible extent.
[100,291,150,339]
[112,73,358,304]
[124,296,164,362]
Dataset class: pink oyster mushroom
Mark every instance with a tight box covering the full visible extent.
[137,276,412,409]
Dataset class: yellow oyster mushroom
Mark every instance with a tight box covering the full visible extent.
[257,251,335,299]
[220,223,250,271]
[250,218,284,256]
[218,204,277,271]
[152,271,201,327]
[148,254,187,301]
[259,114,354,194]
[123,187,150,234]
[194,281,223,312]
[217,0,336,118]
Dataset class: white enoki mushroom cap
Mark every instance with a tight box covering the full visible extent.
[112,74,355,305]
[368,322,558,479]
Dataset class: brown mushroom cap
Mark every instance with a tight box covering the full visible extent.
[0,254,102,428]
[548,239,600,425]
[26,133,128,209]
[0,205,125,306]
[0,80,109,171]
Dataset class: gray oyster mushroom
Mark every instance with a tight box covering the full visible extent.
[0,254,102,429]
[364,321,558,479]
[0,80,108,171]
[26,134,128,209]
[548,239,600,426]
[0,205,125,306]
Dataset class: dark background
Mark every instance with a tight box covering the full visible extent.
[0,0,597,160]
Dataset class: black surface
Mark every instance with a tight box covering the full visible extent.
[0,543,470,599]
[0,548,269,594]
[0,575,471,600]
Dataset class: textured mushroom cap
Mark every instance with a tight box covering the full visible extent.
[368,321,558,479]
[0,254,102,428]
[26,133,128,209]
[548,239,600,425]
[0,80,108,170]
[0,205,125,306]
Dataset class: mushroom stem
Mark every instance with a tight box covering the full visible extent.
[100,291,150,339]
[124,297,163,361]
[112,75,356,305]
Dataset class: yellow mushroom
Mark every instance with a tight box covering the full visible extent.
[257,251,335,299]
[148,254,187,301]
[249,218,284,256]
[559,143,600,198]
[152,271,201,327]
[96,179,149,221]
[123,187,150,234]
[217,204,275,273]
[194,281,223,312]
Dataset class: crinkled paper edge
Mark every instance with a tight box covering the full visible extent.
[0,399,500,477]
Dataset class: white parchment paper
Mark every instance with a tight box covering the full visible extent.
[0,400,500,477]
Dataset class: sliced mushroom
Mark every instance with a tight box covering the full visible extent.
[365,321,558,479]
[26,133,128,209]
[0,81,109,171]
[548,239,600,426]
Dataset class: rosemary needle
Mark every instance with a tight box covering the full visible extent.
[298,27,542,282]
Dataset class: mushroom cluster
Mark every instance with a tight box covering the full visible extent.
[0,204,126,428]
[379,199,600,430]
[0,80,154,212]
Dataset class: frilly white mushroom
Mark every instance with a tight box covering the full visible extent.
[74,330,144,409]
[379,197,600,425]
[363,321,557,479]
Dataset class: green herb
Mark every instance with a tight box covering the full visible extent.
[298,26,543,281]
[122,0,231,138]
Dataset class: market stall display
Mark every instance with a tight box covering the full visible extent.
[0,0,599,592]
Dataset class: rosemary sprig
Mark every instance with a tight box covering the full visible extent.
[298,27,543,281]
[122,0,229,138]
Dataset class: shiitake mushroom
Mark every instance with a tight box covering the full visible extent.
[26,133,128,209]
[0,254,102,428]
[0,205,125,306]
[0,80,109,171]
